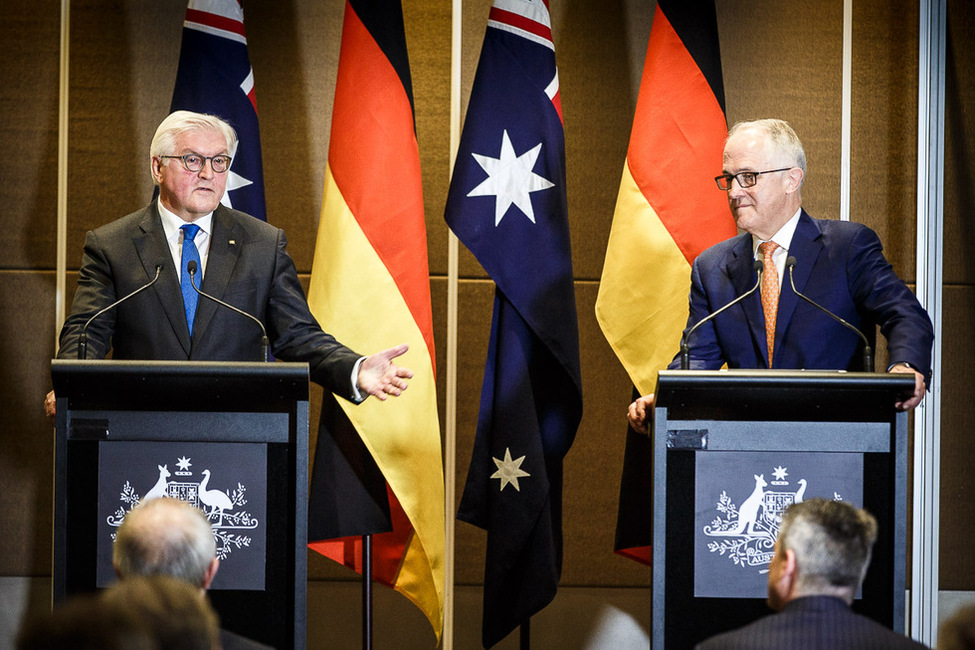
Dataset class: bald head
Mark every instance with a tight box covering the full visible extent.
[113,497,217,589]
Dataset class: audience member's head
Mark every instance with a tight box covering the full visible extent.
[114,497,218,590]
[16,575,219,650]
[940,603,975,650]
[767,498,878,611]
[101,575,221,650]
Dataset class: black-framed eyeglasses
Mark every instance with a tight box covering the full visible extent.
[159,153,232,174]
[714,167,793,190]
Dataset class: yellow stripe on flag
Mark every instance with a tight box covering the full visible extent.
[308,164,444,636]
[596,160,692,395]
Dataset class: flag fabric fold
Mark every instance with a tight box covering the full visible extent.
[305,0,444,640]
[168,0,267,221]
[445,1,582,646]
[594,0,735,564]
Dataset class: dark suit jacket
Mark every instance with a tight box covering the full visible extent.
[58,203,361,400]
[695,596,928,649]
[670,210,934,380]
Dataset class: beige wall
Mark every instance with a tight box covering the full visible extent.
[2,0,973,645]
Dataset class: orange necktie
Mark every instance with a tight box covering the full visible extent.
[759,241,779,367]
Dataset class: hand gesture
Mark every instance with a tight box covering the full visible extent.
[356,344,414,401]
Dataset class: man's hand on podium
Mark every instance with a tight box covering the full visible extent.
[44,390,56,422]
[889,363,925,411]
[627,393,656,434]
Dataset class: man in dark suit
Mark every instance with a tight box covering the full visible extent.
[114,497,271,650]
[45,111,410,416]
[628,119,933,432]
[696,499,927,649]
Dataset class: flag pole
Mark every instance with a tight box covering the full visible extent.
[362,534,373,649]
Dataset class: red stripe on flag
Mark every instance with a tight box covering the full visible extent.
[307,486,411,582]
[488,7,553,43]
[328,5,436,369]
[627,9,735,265]
[185,8,247,39]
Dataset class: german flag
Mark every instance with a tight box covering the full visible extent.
[306,0,444,639]
[594,0,734,564]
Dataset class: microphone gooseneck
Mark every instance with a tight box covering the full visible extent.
[78,265,162,359]
[680,259,765,370]
[188,261,270,362]
[786,256,873,371]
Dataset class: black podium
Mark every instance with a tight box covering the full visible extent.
[651,369,914,649]
[52,359,309,649]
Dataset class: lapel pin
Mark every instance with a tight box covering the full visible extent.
[229,240,236,246]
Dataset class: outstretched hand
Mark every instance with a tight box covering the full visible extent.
[357,344,414,401]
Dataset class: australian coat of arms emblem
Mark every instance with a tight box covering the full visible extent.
[703,465,834,570]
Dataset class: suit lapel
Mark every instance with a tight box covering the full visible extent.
[134,205,193,355]
[724,234,768,364]
[191,207,243,344]
[774,210,823,365]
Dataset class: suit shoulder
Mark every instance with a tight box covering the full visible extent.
[89,206,155,239]
[217,207,283,241]
[810,215,877,241]
[696,232,749,268]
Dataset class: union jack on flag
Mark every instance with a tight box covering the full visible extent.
[169,0,267,221]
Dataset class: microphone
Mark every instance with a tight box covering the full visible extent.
[680,259,764,370]
[786,256,873,371]
[78,265,162,359]
[187,260,270,362]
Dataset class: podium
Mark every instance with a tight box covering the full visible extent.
[652,370,915,649]
[51,359,309,649]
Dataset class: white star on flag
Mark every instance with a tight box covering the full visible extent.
[221,168,254,210]
[490,447,531,492]
[467,129,554,226]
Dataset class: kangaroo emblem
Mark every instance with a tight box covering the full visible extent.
[142,465,170,502]
[705,474,767,536]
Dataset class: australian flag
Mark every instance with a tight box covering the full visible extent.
[445,1,583,646]
[168,0,267,221]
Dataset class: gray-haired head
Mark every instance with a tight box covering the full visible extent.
[113,497,216,589]
[727,118,807,185]
[777,498,878,599]
[149,111,237,185]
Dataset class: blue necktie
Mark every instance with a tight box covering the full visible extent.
[180,223,202,336]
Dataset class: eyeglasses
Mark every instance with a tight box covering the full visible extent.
[714,167,793,190]
[159,153,232,174]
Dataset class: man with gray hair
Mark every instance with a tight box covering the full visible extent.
[114,497,270,649]
[46,109,413,418]
[628,118,933,432]
[114,497,219,590]
[697,499,927,649]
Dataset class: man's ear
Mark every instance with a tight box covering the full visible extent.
[786,167,804,194]
[150,157,164,183]
[202,557,220,590]
[782,548,799,593]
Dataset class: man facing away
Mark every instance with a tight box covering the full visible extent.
[628,118,933,433]
[697,498,927,649]
[114,496,270,650]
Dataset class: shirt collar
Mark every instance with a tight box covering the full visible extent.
[752,207,802,257]
[157,198,214,241]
